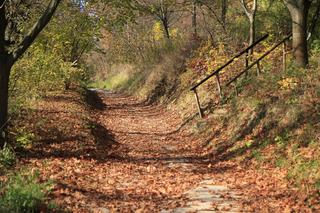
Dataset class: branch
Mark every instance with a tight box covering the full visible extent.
[10,0,61,63]
[283,0,299,11]
[252,0,257,15]
[0,0,7,9]
[200,2,227,32]
[240,0,251,18]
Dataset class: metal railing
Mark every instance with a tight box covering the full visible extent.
[190,34,269,91]
[226,34,292,86]
[191,34,292,118]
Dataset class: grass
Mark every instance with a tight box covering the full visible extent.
[90,72,130,90]
[0,170,56,213]
[183,53,320,196]
[0,144,16,173]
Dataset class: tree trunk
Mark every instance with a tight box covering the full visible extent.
[249,17,255,55]
[161,18,172,47]
[192,1,197,37]
[162,19,171,40]
[221,0,228,26]
[284,0,310,67]
[0,0,62,149]
[240,0,257,55]
[292,8,308,66]
[0,59,11,148]
[64,80,71,90]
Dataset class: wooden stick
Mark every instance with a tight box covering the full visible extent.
[234,80,239,96]
[245,50,249,76]
[257,61,261,75]
[216,74,222,99]
[283,41,287,72]
[245,50,249,69]
[193,89,203,118]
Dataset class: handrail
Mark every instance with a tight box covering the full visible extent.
[190,34,269,91]
[226,34,292,86]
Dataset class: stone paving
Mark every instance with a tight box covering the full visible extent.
[164,180,243,213]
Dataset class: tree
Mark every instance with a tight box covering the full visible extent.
[283,0,311,67]
[129,0,187,44]
[197,0,228,38]
[240,0,258,55]
[309,0,320,39]
[44,2,101,89]
[192,0,198,37]
[0,0,61,148]
[136,0,177,41]
[221,0,228,26]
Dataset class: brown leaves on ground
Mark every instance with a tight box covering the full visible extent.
[9,89,320,212]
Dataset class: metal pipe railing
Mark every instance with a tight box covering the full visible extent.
[226,34,292,87]
[191,33,292,118]
[190,34,269,91]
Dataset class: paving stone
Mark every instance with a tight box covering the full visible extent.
[204,185,228,191]
[90,207,110,213]
[167,180,242,213]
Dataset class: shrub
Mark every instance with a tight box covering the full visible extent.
[311,39,320,54]
[15,129,35,149]
[0,170,54,213]
[0,144,16,170]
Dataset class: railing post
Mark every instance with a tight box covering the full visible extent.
[283,40,287,72]
[215,74,222,99]
[234,80,239,96]
[245,50,250,76]
[256,61,262,76]
[193,89,203,119]
[245,50,249,67]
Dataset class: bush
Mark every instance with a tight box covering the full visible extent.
[311,39,320,54]
[0,144,16,170]
[15,128,35,149]
[0,170,54,213]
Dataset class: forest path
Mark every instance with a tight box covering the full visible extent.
[22,89,244,212]
[90,90,242,212]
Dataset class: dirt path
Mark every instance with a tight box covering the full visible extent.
[21,90,244,212]
[16,89,320,212]
[88,90,242,212]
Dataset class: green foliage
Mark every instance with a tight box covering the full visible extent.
[0,170,54,213]
[245,140,254,148]
[10,46,67,109]
[251,149,263,162]
[275,135,290,149]
[0,145,16,170]
[288,158,320,189]
[256,0,290,36]
[275,156,288,168]
[91,72,130,90]
[9,1,100,111]
[15,128,35,149]
[311,39,320,54]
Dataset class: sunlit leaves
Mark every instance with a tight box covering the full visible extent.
[8,1,99,110]
[152,22,165,41]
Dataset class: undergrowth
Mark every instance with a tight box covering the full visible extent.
[208,55,320,195]
[166,39,320,199]
[0,145,16,173]
[0,170,56,213]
